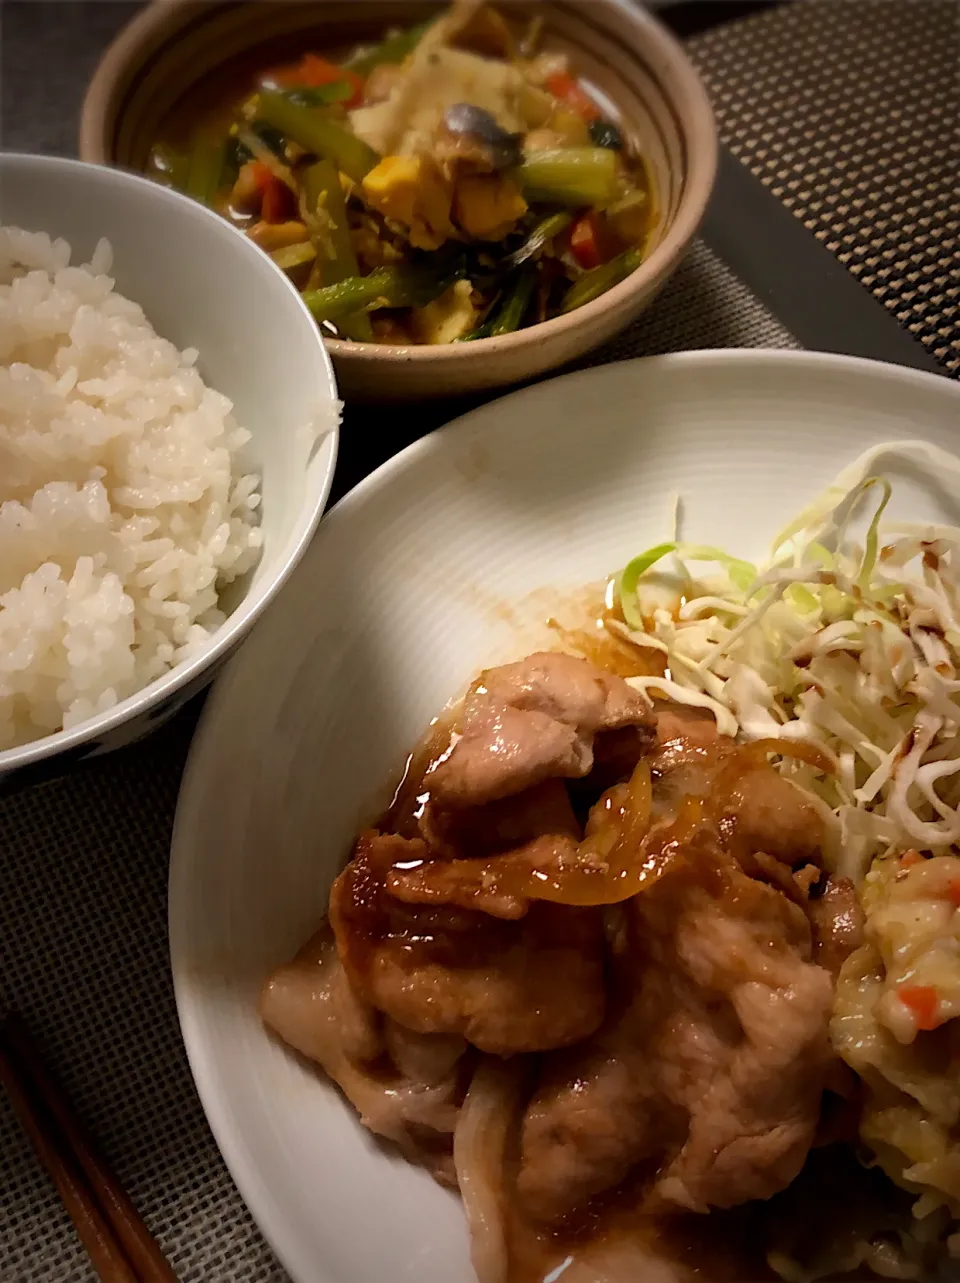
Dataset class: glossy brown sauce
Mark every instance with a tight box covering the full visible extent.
[506,1197,775,1283]
[380,601,663,840]
[547,582,668,681]
[505,1137,902,1283]
[382,710,461,838]
[551,620,667,680]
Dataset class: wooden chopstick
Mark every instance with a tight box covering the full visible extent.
[0,1013,179,1283]
[0,1035,138,1283]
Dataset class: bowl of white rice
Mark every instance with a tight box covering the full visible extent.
[0,153,339,781]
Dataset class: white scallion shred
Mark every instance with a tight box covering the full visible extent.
[614,440,960,883]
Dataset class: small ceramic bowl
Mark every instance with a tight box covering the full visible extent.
[0,153,339,784]
[80,0,717,401]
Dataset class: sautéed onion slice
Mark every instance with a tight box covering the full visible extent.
[394,760,674,910]
[454,1057,525,1283]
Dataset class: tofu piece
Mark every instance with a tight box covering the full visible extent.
[412,280,478,345]
[454,174,528,241]
[351,48,530,157]
[362,156,421,226]
[362,155,456,251]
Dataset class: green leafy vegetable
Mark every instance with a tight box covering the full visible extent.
[617,543,759,630]
[679,546,757,593]
[858,478,893,591]
[617,542,677,629]
[281,82,355,108]
[561,247,642,313]
[518,148,620,208]
[184,135,226,206]
[489,265,538,336]
[302,262,462,322]
[256,92,379,182]
[300,159,374,342]
[501,211,572,271]
[610,441,960,887]
[458,293,503,341]
[234,126,298,191]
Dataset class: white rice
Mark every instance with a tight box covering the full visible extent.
[0,227,263,748]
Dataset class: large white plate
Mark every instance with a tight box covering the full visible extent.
[169,350,960,1283]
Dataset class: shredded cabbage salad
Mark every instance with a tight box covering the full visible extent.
[613,440,960,885]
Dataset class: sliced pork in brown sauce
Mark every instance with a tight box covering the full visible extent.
[419,777,582,864]
[330,830,606,1055]
[429,651,655,808]
[650,705,827,871]
[808,874,865,977]
[260,650,895,1282]
[386,829,581,920]
[716,763,826,870]
[259,923,465,1179]
[518,832,833,1222]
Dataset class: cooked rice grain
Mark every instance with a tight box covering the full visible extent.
[0,227,262,747]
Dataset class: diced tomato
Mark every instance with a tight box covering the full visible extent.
[247,161,275,193]
[569,212,605,269]
[898,984,940,1031]
[545,70,576,98]
[343,73,365,109]
[899,849,924,870]
[236,161,289,218]
[261,176,294,223]
[300,54,364,105]
[569,211,618,270]
[300,53,345,82]
[545,69,601,122]
[265,53,364,107]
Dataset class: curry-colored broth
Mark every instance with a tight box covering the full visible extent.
[148,29,359,157]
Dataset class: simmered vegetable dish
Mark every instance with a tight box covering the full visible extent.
[147,2,656,344]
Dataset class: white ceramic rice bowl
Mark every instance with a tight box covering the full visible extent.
[0,154,338,782]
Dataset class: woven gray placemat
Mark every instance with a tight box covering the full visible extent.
[0,231,796,1283]
[689,0,960,375]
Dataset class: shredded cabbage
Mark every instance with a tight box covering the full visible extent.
[614,440,960,884]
